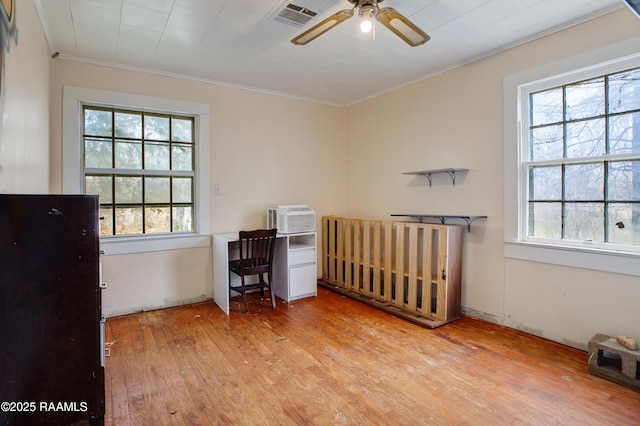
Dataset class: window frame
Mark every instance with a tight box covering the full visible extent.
[83,106,197,237]
[523,70,640,251]
[503,37,640,277]
[63,86,211,255]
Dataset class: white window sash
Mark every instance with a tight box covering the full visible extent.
[63,86,211,255]
[503,37,640,276]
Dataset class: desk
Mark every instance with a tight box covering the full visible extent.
[213,232,317,314]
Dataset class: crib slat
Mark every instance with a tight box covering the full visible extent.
[383,222,393,303]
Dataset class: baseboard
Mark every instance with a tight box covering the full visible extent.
[460,306,506,326]
[105,295,213,318]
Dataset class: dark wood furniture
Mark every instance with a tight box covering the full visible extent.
[0,194,105,425]
[229,229,277,312]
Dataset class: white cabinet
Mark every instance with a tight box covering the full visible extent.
[273,232,317,302]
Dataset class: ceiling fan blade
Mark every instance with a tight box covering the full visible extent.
[376,7,430,47]
[291,8,354,45]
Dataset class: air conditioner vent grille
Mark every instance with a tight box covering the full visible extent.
[274,3,317,28]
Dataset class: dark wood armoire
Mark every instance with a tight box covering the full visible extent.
[0,195,105,425]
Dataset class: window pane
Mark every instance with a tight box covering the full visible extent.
[609,68,640,114]
[531,124,563,161]
[564,202,604,242]
[145,177,170,203]
[145,141,170,170]
[565,164,604,201]
[99,207,113,236]
[145,115,170,141]
[530,166,561,200]
[173,206,193,232]
[565,77,604,121]
[115,112,142,139]
[608,203,640,245]
[608,161,640,201]
[172,144,193,171]
[145,206,171,234]
[115,206,143,235]
[172,177,193,203]
[566,118,605,158]
[85,109,112,136]
[528,202,561,238]
[609,112,640,155]
[115,176,142,203]
[83,108,195,237]
[85,138,113,168]
[525,66,640,250]
[85,175,113,203]
[115,139,142,169]
[172,117,193,142]
[531,88,562,126]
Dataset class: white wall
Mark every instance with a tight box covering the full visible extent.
[0,0,50,193]
[101,248,213,317]
[49,62,347,317]
[345,8,640,350]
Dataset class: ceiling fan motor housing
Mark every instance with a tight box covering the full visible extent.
[352,0,382,19]
[348,0,385,5]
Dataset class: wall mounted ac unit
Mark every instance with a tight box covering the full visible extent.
[267,205,315,234]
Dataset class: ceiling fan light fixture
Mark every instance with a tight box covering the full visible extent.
[358,2,376,33]
[360,19,373,33]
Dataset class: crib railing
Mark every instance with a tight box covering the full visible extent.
[321,216,463,328]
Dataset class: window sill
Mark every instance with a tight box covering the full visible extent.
[100,233,211,255]
[504,241,640,277]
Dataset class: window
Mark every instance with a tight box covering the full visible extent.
[83,107,196,237]
[504,37,640,276]
[63,86,211,255]
[525,67,640,250]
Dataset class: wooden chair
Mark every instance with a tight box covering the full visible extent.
[229,229,277,313]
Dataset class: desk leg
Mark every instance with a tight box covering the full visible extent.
[272,237,288,302]
[212,236,230,314]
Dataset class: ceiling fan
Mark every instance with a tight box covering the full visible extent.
[291,0,430,47]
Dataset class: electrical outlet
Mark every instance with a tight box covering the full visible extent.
[214,184,222,195]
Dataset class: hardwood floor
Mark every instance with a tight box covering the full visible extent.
[104,288,640,425]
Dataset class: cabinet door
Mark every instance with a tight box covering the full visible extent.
[289,264,317,299]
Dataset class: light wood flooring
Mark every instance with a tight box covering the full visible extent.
[104,288,640,425]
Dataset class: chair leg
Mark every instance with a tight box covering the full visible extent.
[240,275,248,313]
[268,271,276,309]
[259,273,265,298]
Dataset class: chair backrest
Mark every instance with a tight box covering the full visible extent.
[237,229,277,275]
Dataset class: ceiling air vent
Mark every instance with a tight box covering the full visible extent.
[274,4,317,28]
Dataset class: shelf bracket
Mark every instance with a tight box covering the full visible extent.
[446,170,457,186]
[403,168,468,187]
[405,215,425,223]
[425,173,433,187]
[391,214,487,232]
[422,172,457,187]
[460,217,473,232]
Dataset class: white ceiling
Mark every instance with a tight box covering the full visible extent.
[36,0,627,106]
